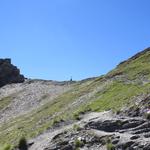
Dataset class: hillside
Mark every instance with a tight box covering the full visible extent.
[1,48,150,149]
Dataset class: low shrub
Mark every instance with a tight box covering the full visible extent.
[74,139,84,148]
[73,113,80,120]
[106,143,115,150]
[18,137,28,150]
[73,124,81,131]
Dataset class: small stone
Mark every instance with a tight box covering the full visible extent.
[112,139,119,145]
[130,135,140,140]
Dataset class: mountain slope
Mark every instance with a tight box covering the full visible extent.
[1,48,150,148]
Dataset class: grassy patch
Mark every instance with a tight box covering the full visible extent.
[106,142,115,150]
[74,139,84,148]
[75,81,150,114]
[88,81,145,112]
[108,50,150,80]
[0,144,12,150]
[73,124,81,131]
[0,96,12,110]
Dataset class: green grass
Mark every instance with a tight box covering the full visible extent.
[1,49,150,147]
[106,142,115,150]
[73,124,81,131]
[107,50,150,80]
[74,138,84,148]
[0,144,12,150]
[0,96,12,110]
[89,81,144,111]
[72,79,150,116]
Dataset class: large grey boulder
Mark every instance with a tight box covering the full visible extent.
[0,58,24,87]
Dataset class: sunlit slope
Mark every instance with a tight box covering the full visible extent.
[1,48,150,145]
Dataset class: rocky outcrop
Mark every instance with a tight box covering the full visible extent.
[0,58,24,87]
[44,114,150,150]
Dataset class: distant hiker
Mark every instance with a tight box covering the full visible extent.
[70,76,73,82]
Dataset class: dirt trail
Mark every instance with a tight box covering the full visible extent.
[29,124,73,150]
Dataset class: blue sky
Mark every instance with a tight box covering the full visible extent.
[0,0,150,80]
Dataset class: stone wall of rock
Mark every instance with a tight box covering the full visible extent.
[0,58,24,87]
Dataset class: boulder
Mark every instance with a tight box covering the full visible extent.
[0,58,24,87]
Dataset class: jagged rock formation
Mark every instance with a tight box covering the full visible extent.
[44,112,150,150]
[0,58,24,87]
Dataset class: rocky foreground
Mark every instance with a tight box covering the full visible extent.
[28,109,150,150]
[28,93,150,150]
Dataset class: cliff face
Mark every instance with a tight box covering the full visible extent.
[0,58,24,87]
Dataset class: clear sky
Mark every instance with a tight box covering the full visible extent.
[0,0,150,81]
